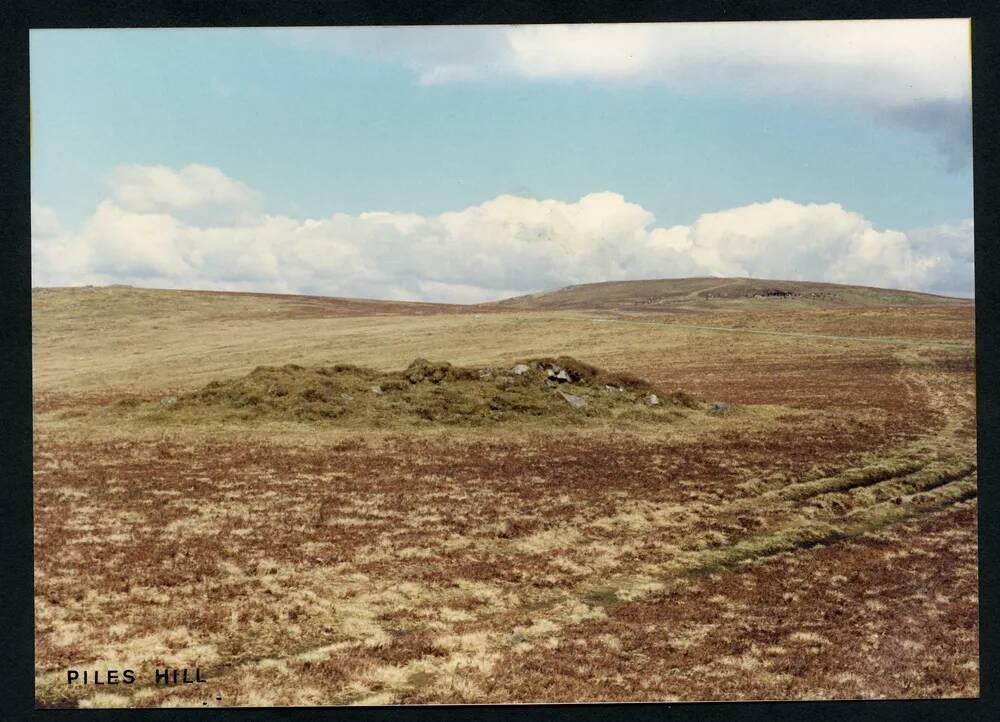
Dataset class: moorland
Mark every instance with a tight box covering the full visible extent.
[32,277,978,706]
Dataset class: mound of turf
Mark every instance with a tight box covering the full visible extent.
[135,357,699,427]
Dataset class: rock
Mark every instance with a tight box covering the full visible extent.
[511,630,526,644]
[605,385,624,393]
[159,395,178,406]
[340,393,354,401]
[645,394,660,406]
[496,376,515,390]
[511,363,531,376]
[710,401,733,414]
[479,367,495,379]
[370,385,383,395]
[559,391,588,408]
[546,366,571,382]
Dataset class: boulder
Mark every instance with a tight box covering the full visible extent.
[159,395,178,406]
[370,385,384,395]
[559,390,588,409]
[710,401,733,414]
[645,393,660,406]
[511,363,531,376]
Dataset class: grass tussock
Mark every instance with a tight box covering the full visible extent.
[96,357,698,428]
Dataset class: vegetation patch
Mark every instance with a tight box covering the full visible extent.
[101,357,699,428]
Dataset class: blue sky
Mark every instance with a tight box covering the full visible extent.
[29,23,975,300]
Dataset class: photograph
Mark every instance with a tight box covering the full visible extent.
[29,19,978,707]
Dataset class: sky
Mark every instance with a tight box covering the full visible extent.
[30,21,975,301]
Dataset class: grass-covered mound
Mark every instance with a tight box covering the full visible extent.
[114,356,699,427]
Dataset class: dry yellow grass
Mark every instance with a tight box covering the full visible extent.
[34,286,972,396]
[32,285,978,707]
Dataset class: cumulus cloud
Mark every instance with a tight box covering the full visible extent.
[110,163,261,225]
[903,218,975,297]
[31,165,974,300]
[31,200,63,238]
[281,20,972,168]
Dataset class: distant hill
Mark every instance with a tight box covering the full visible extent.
[30,284,477,325]
[491,277,970,312]
[31,278,971,324]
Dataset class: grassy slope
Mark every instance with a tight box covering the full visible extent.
[31,284,973,395]
[493,276,971,311]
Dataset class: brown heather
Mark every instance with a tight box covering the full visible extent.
[32,282,977,707]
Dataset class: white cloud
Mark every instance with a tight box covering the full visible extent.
[502,21,969,105]
[110,163,261,225]
[903,218,975,298]
[31,164,974,300]
[281,20,971,168]
[662,199,948,292]
[411,281,526,305]
[31,200,63,238]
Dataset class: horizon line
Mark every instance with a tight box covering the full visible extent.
[29,276,976,306]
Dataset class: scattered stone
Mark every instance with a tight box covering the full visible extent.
[559,391,588,409]
[159,395,178,406]
[752,288,793,298]
[160,355,699,425]
[710,401,733,414]
[545,365,571,383]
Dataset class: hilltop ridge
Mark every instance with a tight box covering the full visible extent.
[32,277,971,322]
[491,277,970,312]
